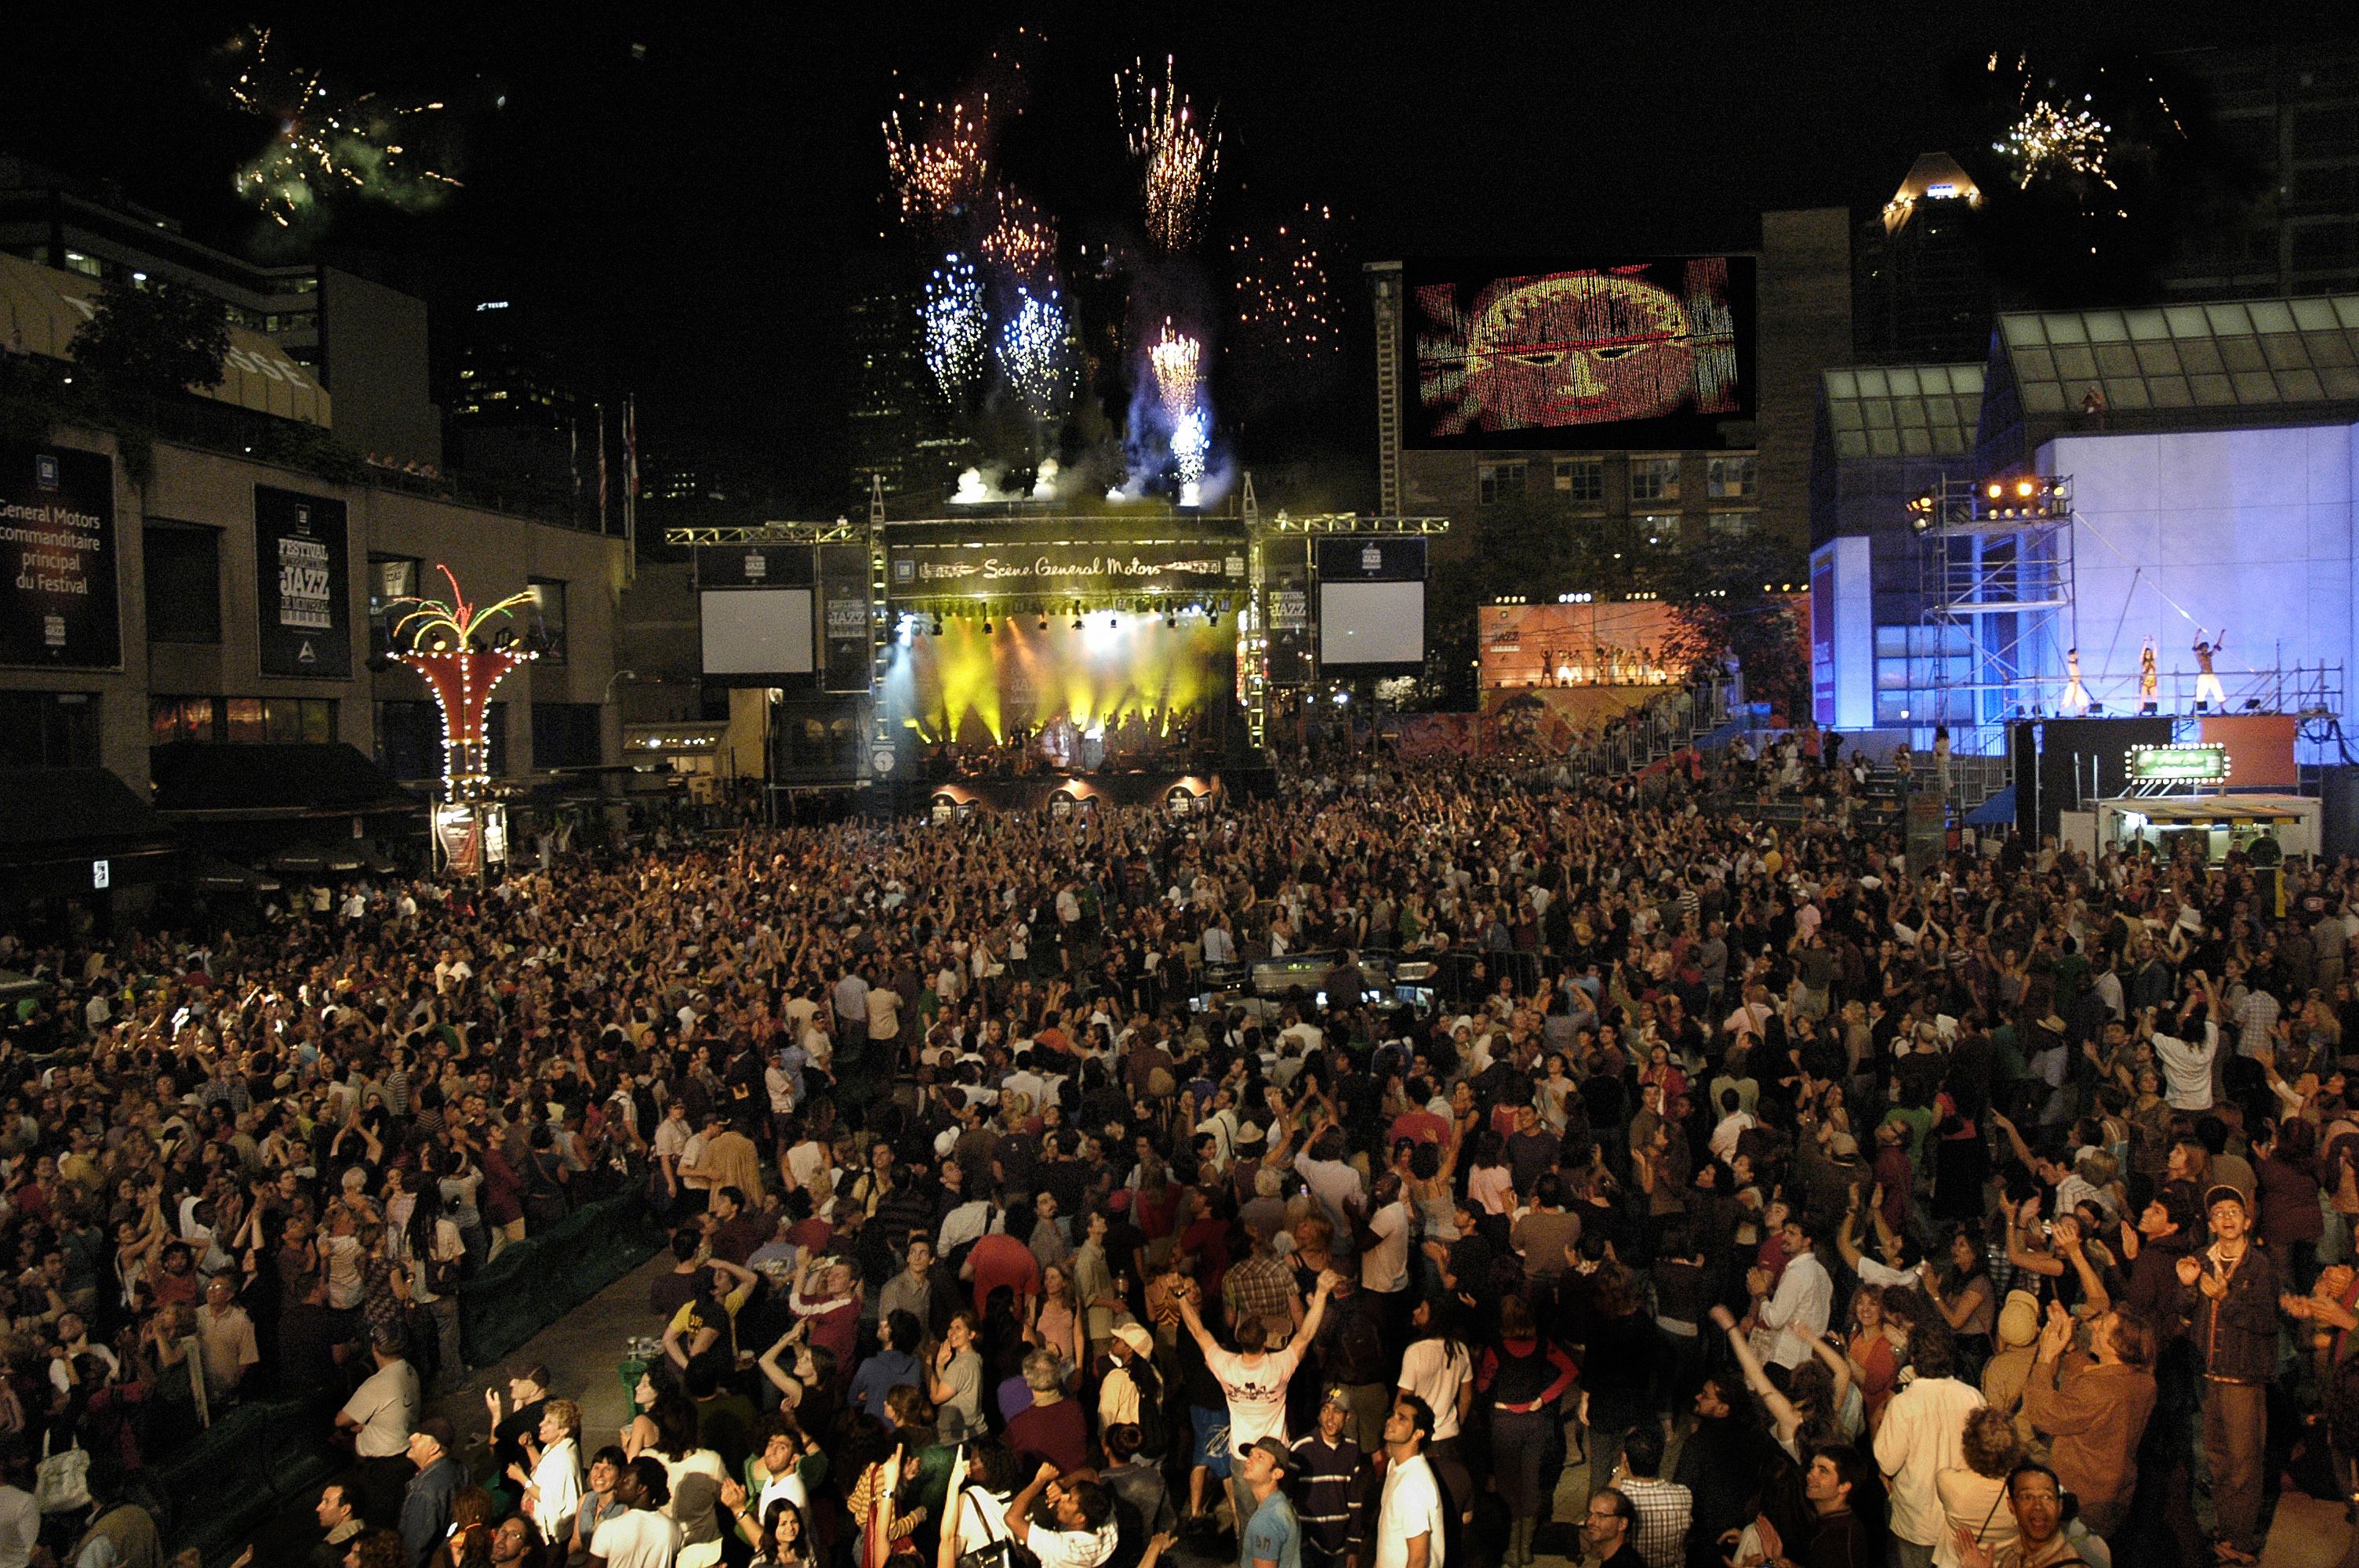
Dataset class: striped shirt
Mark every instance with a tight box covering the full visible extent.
[1287,1433,1366,1566]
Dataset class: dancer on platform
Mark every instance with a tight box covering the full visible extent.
[2139,638,2160,714]
[2193,629,2227,712]
[2059,650,2089,717]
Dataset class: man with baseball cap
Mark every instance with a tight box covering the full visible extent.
[398,1416,465,1568]
[1289,1390,1368,1568]
[2177,1184,2277,1564]
[1234,1437,1302,1568]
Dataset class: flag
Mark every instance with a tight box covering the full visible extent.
[625,396,639,499]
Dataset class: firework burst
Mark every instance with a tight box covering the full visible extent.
[1999,100,2116,190]
[1149,320,1201,423]
[884,95,990,229]
[221,26,460,227]
[998,288,1070,419]
[1118,56,1219,250]
[1232,204,1344,359]
[921,253,985,399]
[981,187,1056,277]
[1170,406,1209,486]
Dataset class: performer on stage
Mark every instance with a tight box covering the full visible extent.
[2059,648,2090,717]
[2193,628,2227,712]
[2139,638,2160,714]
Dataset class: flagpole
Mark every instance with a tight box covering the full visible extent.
[624,394,638,581]
[595,401,609,535]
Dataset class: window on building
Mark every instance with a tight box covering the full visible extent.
[60,251,101,279]
[1477,462,1527,504]
[527,578,568,664]
[144,524,222,644]
[1707,454,1758,499]
[1871,626,1974,727]
[531,703,602,770]
[1631,457,1681,503]
[1708,512,1759,540]
[1637,514,1683,550]
[1554,459,1605,502]
[156,696,334,745]
[369,557,422,657]
[224,699,264,743]
[0,692,100,768]
[150,697,216,744]
[264,699,336,742]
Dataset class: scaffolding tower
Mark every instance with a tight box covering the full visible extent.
[1910,474,2074,754]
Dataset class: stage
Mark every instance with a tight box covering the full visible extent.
[923,768,1224,822]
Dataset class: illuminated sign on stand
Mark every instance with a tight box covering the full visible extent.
[387,565,540,886]
[2127,743,2232,786]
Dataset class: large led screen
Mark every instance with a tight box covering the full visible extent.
[700,589,814,676]
[1320,582,1424,666]
[1403,257,1754,448]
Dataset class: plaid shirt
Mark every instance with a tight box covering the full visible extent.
[1223,1252,1296,1336]
[1616,1475,1692,1568]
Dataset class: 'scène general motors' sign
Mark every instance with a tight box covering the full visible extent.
[891,543,1244,597]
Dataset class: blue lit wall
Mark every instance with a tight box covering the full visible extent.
[2046,422,2357,752]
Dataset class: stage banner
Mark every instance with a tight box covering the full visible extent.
[0,444,118,668]
[889,541,1246,597]
[696,544,813,589]
[1314,535,1427,582]
[255,485,351,678]
[1264,536,1311,687]
[819,543,871,692]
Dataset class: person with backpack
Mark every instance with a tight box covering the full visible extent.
[1099,1325,1167,1457]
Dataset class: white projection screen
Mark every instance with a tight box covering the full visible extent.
[1319,581,1425,665]
[700,589,815,674]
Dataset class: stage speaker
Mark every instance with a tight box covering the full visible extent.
[1230,765,1280,801]
[2321,766,2359,861]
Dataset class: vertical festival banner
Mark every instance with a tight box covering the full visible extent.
[0,444,118,666]
[820,543,871,692]
[1263,535,1311,686]
[255,486,352,677]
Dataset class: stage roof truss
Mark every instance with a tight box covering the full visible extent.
[1263,514,1452,535]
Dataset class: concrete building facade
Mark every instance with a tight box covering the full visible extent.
[2,423,627,796]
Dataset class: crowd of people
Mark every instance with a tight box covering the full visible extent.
[0,738,2354,1568]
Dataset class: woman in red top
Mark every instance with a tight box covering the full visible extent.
[1845,1282,1900,1436]
[1640,1044,1688,1115]
[1476,1294,1579,1567]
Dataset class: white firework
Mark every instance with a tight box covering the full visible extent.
[921,253,984,397]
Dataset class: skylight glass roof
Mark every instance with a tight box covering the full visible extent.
[1822,364,1984,459]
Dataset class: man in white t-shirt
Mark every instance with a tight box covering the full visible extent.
[2152,978,2222,1112]
[1180,1266,1336,1526]
[589,1456,684,1568]
[651,1102,693,1205]
[1395,1303,1474,1451]
[335,1337,420,1523]
[1374,1395,1447,1568]
[1003,1461,1118,1568]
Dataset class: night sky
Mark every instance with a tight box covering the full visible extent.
[3,2,2348,510]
